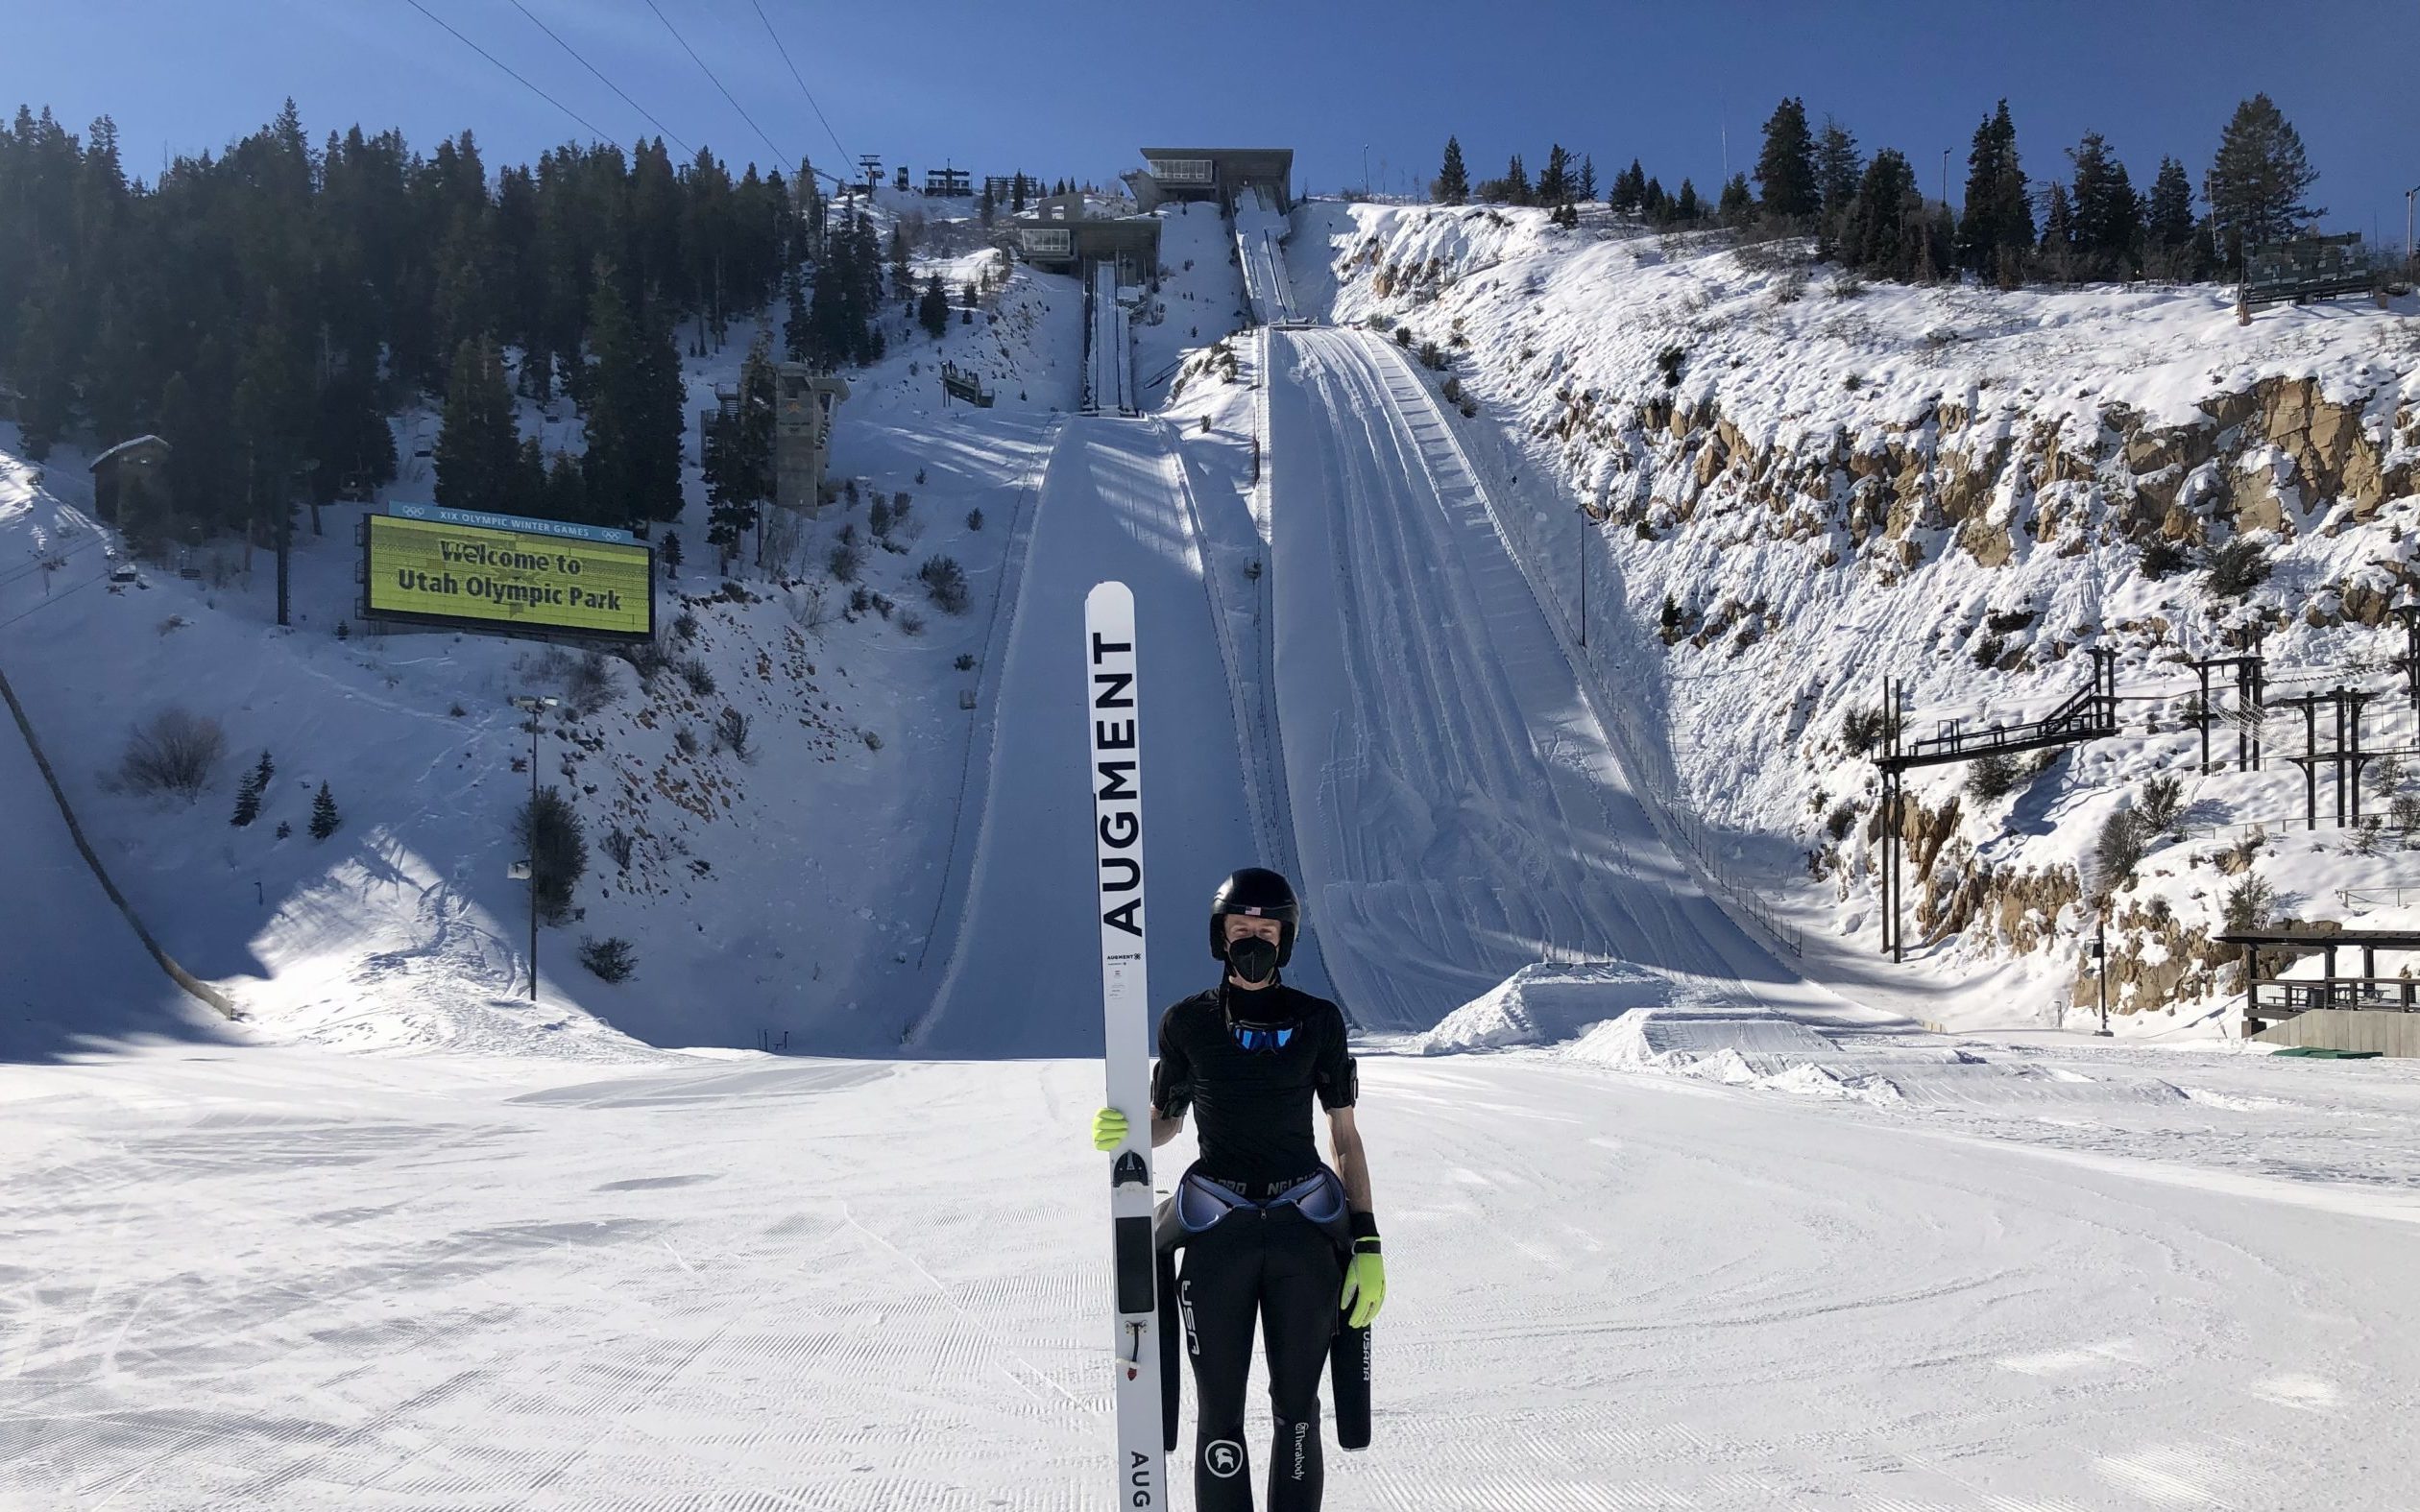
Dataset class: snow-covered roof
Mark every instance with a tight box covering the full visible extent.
[87,434,170,470]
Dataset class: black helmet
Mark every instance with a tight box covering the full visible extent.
[1209,867,1300,967]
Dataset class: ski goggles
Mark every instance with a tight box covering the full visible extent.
[1175,1169,1346,1233]
[1229,1020,1296,1053]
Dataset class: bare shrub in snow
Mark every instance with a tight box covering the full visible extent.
[2222,874,2274,931]
[2392,792,2420,842]
[567,650,618,716]
[1839,704,1893,756]
[789,580,832,633]
[828,539,862,582]
[517,787,587,925]
[1965,750,2020,801]
[619,637,670,684]
[579,936,637,983]
[673,726,700,757]
[2139,538,2190,579]
[2093,808,2149,895]
[898,610,925,636]
[917,555,970,614]
[603,827,634,871]
[2138,775,2185,834]
[119,708,225,799]
[2206,538,2271,598]
[678,658,716,697]
[715,707,754,761]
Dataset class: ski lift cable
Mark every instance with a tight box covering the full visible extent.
[401,0,621,147]
[748,0,852,171]
[640,0,793,174]
[502,0,694,157]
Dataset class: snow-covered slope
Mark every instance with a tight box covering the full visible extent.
[7,1028,2417,1508]
[1268,326,1800,1028]
[0,249,1082,1056]
[1297,200,2420,1034]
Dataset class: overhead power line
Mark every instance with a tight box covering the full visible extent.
[400,0,618,146]
[749,0,851,168]
[641,0,792,170]
[504,0,694,157]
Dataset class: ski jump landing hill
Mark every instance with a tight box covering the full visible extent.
[1236,188,1302,326]
[1082,261,1136,416]
[912,232,1807,1053]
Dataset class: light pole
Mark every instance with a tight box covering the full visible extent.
[2093,904,2113,1036]
[2394,587,2420,732]
[2407,185,2418,274]
[1362,144,1370,199]
[510,694,559,1000]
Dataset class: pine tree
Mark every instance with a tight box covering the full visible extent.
[10,260,80,459]
[1813,118,1863,256]
[2038,180,2078,283]
[230,754,267,828]
[1537,144,1573,207]
[1717,173,1754,226]
[1844,150,1924,280]
[2142,156,2204,279]
[918,272,949,339]
[2067,132,2142,281]
[978,183,995,227]
[662,529,683,578]
[1956,101,2033,285]
[1610,158,1647,214]
[888,223,913,301]
[1503,154,1530,205]
[1753,97,1819,221]
[2204,93,2322,269]
[541,450,586,524]
[705,332,777,568]
[1640,176,1670,222]
[783,273,811,363]
[579,269,641,526]
[1433,135,1469,204]
[1578,155,1597,204]
[309,781,340,840]
[435,337,518,514]
[1674,179,1703,222]
[511,434,547,516]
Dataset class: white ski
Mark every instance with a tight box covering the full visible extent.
[1086,580,1165,1507]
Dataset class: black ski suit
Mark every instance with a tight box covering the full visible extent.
[1150,977,1359,1512]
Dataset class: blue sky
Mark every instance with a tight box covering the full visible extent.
[6,1,2414,240]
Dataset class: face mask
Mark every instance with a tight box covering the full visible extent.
[1225,934,1279,984]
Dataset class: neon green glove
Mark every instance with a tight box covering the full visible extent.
[1342,1251,1385,1328]
[1092,1106,1129,1152]
[1342,1214,1386,1328]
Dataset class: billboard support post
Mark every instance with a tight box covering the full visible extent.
[510,694,559,1000]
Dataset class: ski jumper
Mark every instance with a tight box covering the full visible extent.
[1150,978,1359,1512]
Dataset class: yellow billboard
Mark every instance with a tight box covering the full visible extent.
[364,514,654,640]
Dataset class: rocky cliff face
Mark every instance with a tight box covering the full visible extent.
[1312,202,2420,1026]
